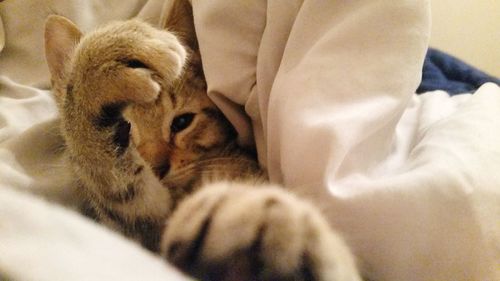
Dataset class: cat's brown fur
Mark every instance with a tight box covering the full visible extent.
[44,1,361,280]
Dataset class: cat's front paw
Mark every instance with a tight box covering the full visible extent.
[161,182,361,281]
[106,22,187,105]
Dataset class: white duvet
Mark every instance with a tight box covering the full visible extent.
[0,1,499,281]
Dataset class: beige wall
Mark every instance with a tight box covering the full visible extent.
[430,0,500,77]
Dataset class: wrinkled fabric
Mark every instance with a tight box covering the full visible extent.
[192,1,500,280]
[0,1,499,281]
[0,187,189,281]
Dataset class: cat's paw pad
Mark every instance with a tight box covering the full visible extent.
[161,183,361,281]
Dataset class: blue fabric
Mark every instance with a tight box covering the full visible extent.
[417,48,500,95]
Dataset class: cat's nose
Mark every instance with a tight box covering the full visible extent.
[154,162,171,179]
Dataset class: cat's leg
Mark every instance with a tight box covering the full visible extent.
[44,16,187,251]
[161,182,362,281]
[63,71,183,251]
[67,105,172,251]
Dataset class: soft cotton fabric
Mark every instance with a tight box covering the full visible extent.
[192,1,500,280]
[0,1,499,281]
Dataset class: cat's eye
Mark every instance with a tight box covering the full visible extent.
[124,59,148,69]
[171,113,195,134]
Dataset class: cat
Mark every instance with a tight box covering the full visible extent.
[44,0,362,280]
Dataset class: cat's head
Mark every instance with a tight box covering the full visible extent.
[44,1,248,190]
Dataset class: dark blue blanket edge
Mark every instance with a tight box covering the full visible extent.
[417,48,500,95]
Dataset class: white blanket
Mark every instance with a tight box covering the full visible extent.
[1,1,499,281]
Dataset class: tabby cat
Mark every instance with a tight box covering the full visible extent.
[44,0,361,280]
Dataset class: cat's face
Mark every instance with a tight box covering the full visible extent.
[113,25,237,185]
[124,71,236,181]
[89,22,235,180]
[45,12,238,188]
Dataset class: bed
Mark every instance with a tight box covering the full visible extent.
[0,1,499,280]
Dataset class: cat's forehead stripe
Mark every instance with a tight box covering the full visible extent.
[168,89,177,107]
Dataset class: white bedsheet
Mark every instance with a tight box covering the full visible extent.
[192,1,500,280]
[0,1,499,281]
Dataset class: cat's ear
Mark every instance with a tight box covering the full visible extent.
[161,0,198,50]
[44,15,82,86]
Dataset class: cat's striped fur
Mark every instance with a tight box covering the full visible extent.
[44,1,361,280]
